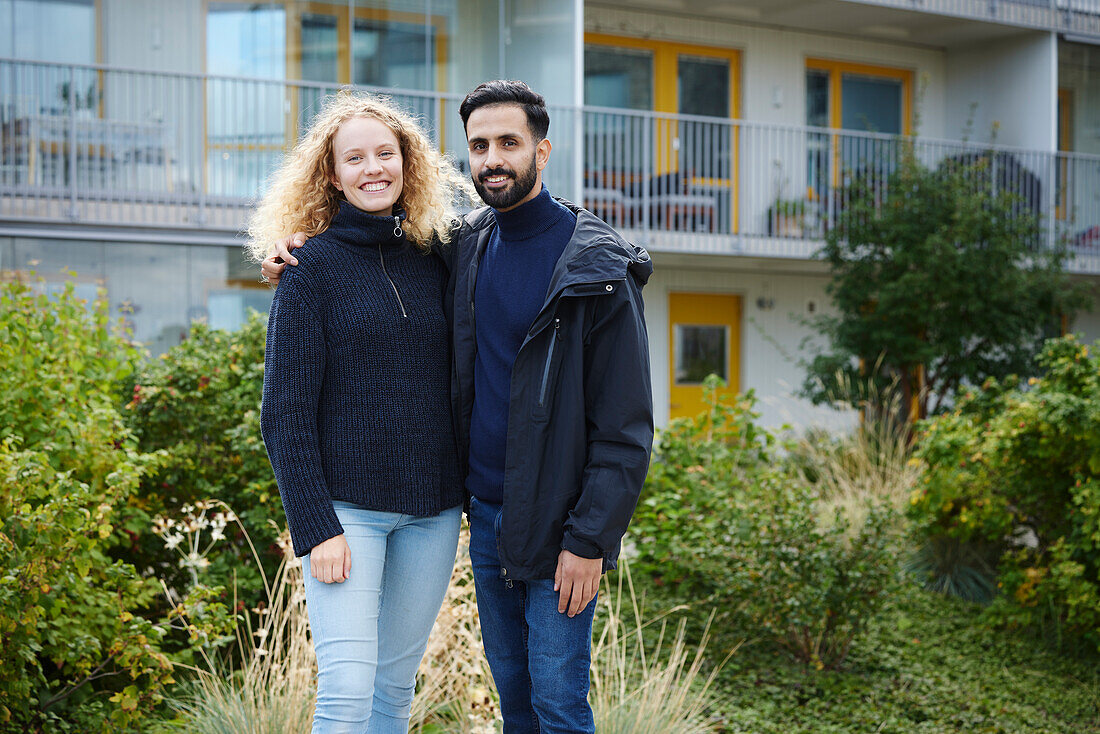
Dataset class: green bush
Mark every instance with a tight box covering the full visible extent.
[631,379,900,669]
[0,279,173,731]
[121,313,281,605]
[911,334,1100,653]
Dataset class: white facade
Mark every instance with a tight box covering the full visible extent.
[3,0,1100,429]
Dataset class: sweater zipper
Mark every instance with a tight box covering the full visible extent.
[537,318,561,407]
[378,241,408,318]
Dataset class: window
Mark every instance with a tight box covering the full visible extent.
[0,237,273,355]
[203,2,449,195]
[301,12,340,83]
[206,3,287,79]
[584,46,653,111]
[674,324,729,384]
[1,0,97,126]
[353,17,434,89]
[1,0,95,64]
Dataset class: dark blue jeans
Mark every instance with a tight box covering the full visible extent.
[468,496,596,734]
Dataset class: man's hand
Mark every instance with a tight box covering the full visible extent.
[554,549,602,617]
[309,534,352,584]
[260,232,308,287]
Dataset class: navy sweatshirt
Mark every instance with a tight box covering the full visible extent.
[466,186,576,503]
[261,201,463,557]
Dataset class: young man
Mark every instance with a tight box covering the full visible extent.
[263,80,654,734]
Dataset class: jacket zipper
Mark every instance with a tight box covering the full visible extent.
[377,242,408,318]
[537,318,561,407]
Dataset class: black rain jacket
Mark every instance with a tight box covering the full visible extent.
[446,199,654,581]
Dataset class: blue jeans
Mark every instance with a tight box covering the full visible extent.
[468,496,596,734]
[302,501,461,734]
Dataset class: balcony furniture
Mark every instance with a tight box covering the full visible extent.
[646,172,716,233]
[941,151,1042,218]
[17,114,173,191]
[583,170,645,228]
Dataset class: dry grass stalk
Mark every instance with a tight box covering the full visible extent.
[410,521,501,734]
[175,528,315,734]
[589,562,730,734]
[178,524,726,734]
[806,370,922,530]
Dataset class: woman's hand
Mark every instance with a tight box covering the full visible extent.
[260,232,308,287]
[310,534,352,584]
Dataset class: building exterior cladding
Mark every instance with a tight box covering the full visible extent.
[2,0,1099,428]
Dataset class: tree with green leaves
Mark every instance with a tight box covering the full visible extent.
[803,146,1090,420]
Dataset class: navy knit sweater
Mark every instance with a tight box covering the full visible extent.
[261,201,463,557]
[467,186,576,503]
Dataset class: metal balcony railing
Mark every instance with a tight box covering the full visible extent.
[842,0,1100,36]
[2,59,1099,270]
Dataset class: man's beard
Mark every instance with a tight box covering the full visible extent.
[473,155,538,210]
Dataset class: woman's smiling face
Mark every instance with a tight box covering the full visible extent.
[331,116,404,217]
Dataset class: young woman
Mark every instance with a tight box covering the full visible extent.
[250,92,471,733]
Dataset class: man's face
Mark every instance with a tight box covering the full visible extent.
[465,103,550,212]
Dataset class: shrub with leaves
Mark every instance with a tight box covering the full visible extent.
[121,313,281,606]
[911,334,1100,653]
[803,145,1086,422]
[0,279,173,731]
[631,378,900,669]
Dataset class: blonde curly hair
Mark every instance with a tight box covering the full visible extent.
[247,90,473,261]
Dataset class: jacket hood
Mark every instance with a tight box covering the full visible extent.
[562,205,653,288]
[463,198,653,289]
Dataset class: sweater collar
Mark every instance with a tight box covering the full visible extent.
[493,185,567,243]
[328,200,407,248]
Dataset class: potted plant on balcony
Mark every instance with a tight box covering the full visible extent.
[767,197,808,237]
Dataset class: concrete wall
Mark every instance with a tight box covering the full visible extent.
[945,31,1057,150]
[101,0,203,74]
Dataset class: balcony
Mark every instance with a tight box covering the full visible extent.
[842,0,1100,36]
[3,58,1099,273]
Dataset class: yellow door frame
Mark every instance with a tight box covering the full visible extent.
[668,291,742,420]
[585,33,742,232]
[1057,87,1073,221]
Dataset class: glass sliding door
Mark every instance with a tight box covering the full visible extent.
[583,45,653,228]
[206,3,287,197]
[677,54,733,233]
[806,68,830,205]
[839,73,902,180]
[298,12,340,133]
[584,35,740,233]
[353,14,438,136]
[806,60,911,231]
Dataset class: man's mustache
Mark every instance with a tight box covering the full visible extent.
[478,168,516,183]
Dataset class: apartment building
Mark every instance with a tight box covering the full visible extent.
[2,0,1099,428]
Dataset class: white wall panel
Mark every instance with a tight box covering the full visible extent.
[945,31,1057,150]
[101,0,203,74]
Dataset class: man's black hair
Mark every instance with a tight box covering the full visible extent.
[459,80,550,141]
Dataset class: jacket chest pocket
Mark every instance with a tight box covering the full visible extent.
[534,317,562,418]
